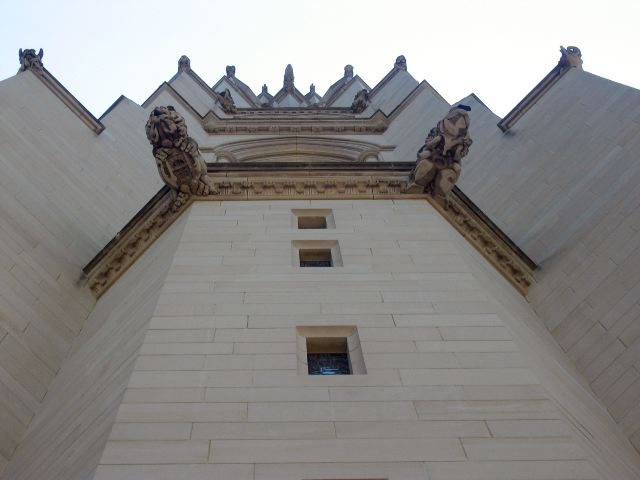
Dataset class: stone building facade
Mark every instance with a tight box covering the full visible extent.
[0,47,639,479]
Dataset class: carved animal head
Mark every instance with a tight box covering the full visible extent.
[145,106,188,152]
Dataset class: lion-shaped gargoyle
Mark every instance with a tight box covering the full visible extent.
[145,106,216,196]
[406,105,472,199]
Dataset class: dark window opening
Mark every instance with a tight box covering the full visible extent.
[300,249,332,267]
[307,353,351,375]
[307,337,351,375]
[298,216,327,229]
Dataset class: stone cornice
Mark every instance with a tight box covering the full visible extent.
[202,109,389,135]
[83,166,536,298]
[20,68,104,134]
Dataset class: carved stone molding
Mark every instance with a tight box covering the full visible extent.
[83,188,192,297]
[427,189,535,295]
[202,109,389,135]
[206,136,394,163]
[83,170,535,298]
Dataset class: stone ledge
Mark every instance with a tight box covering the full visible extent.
[83,171,536,298]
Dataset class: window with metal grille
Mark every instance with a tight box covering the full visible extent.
[299,248,332,267]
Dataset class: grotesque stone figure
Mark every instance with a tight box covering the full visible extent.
[344,64,354,79]
[215,89,237,114]
[145,106,216,196]
[351,89,370,114]
[394,55,407,71]
[283,64,295,93]
[18,48,44,73]
[226,65,236,78]
[408,105,472,199]
[178,55,191,72]
[559,46,583,70]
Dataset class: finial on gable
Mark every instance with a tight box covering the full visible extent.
[309,84,315,94]
[226,65,236,78]
[18,48,44,73]
[284,64,295,93]
[344,65,354,79]
[394,55,407,71]
[559,46,583,70]
[262,84,269,94]
[178,55,191,72]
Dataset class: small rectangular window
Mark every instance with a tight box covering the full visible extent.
[298,216,327,229]
[296,326,366,375]
[292,240,342,267]
[307,337,350,375]
[292,209,335,229]
[299,249,332,267]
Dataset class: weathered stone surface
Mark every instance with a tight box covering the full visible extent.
[18,48,43,73]
[145,106,216,196]
[407,105,473,198]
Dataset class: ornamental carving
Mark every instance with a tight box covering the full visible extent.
[559,45,583,70]
[145,106,216,196]
[215,88,237,114]
[407,105,472,199]
[394,55,407,71]
[83,174,534,298]
[351,89,370,114]
[18,48,44,73]
[283,64,295,93]
[178,55,191,72]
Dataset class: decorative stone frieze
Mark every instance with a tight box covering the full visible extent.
[83,168,535,298]
[407,105,472,198]
[145,106,217,196]
[18,48,44,73]
[202,109,389,134]
[83,187,192,297]
[427,189,535,295]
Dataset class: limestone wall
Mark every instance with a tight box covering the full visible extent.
[459,68,640,454]
[95,199,600,480]
[2,215,186,480]
[0,70,161,473]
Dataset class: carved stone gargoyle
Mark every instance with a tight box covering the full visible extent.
[406,105,472,199]
[18,48,44,73]
[394,55,407,71]
[215,88,237,114]
[351,89,370,114]
[145,106,217,199]
[559,45,583,70]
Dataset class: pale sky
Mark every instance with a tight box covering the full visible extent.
[1,0,638,117]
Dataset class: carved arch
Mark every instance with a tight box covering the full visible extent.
[205,137,395,163]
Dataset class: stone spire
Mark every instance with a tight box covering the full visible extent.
[344,64,354,79]
[283,64,295,93]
